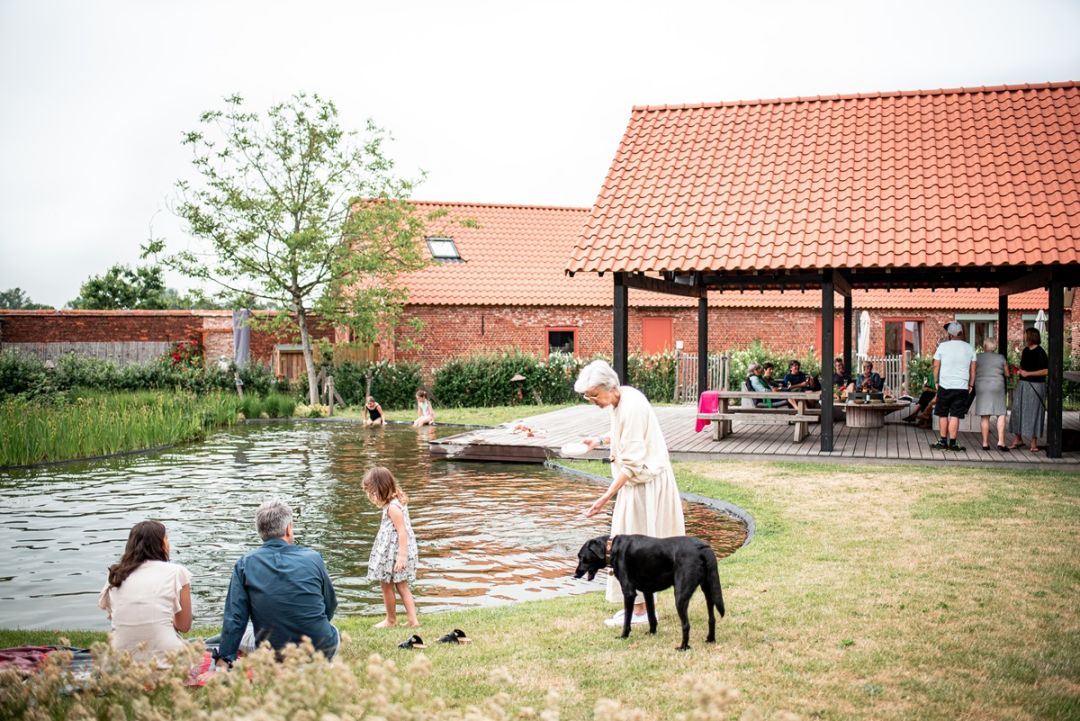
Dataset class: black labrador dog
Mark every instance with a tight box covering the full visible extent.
[574,534,725,650]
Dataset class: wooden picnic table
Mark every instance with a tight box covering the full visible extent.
[697,390,822,442]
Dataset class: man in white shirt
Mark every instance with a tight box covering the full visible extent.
[931,321,978,451]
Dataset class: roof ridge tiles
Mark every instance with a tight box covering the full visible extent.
[404,200,591,213]
[632,80,1080,114]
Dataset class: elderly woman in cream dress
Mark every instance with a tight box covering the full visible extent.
[577,359,686,627]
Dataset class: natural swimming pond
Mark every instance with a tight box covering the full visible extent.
[0,423,748,630]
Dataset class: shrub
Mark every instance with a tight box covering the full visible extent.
[334,360,422,410]
[627,352,676,402]
[0,350,51,398]
[263,393,297,418]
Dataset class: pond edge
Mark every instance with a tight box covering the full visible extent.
[543,459,756,548]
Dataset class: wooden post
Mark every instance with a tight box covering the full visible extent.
[327,376,335,417]
[697,296,708,397]
[843,294,853,379]
[613,272,629,384]
[1047,277,1064,458]
[821,272,835,452]
[998,294,1009,354]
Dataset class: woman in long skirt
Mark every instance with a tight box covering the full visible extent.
[1008,328,1049,452]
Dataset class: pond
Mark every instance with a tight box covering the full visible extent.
[0,423,748,630]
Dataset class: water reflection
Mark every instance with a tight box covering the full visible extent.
[0,423,746,629]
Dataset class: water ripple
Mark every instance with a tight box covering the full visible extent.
[0,424,745,629]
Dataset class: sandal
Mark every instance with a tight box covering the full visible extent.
[437,629,471,644]
[997,445,1010,452]
[982,445,990,450]
[398,634,426,649]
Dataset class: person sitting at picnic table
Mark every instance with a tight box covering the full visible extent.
[762,363,782,389]
[833,358,853,395]
[855,361,885,392]
[782,360,810,390]
[742,363,781,407]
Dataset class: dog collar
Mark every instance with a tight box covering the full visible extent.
[605,536,614,567]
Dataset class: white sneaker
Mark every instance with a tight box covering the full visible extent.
[603,609,654,627]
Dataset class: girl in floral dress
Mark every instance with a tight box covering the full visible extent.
[364,466,419,628]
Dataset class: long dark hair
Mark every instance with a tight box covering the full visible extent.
[108,520,168,588]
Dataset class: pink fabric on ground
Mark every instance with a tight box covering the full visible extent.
[695,391,720,432]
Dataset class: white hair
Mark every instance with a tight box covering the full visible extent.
[982,338,997,352]
[574,359,621,394]
[255,498,293,541]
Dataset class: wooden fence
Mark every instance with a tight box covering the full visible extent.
[856,353,908,395]
[2,341,172,367]
[673,352,730,402]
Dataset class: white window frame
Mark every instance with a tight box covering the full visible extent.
[426,236,462,261]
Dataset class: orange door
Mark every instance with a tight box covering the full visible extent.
[642,317,674,354]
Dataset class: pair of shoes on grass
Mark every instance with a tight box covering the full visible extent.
[399,629,471,649]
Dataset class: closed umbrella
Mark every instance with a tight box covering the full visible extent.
[1034,309,1047,336]
[857,311,871,359]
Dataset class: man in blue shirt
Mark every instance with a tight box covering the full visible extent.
[855,361,885,392]
[214,499,338,668]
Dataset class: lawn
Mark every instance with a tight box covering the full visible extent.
[2,460,1077,720]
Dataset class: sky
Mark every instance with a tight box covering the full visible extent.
[1,0,1079,308]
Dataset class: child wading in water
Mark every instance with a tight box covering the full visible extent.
[413,390,435,427]
[364,466,419,628]
[363,396,384,427]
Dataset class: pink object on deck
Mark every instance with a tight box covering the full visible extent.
[695,391,721,432]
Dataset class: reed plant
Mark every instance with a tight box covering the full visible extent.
[0,391,243,467]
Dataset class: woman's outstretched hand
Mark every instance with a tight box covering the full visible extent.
[585,496,607,517]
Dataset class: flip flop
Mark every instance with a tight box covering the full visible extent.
[436,629,471,644]
[398,634,425,649]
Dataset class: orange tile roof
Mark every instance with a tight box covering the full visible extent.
[569,82,1080,274]
[399,202,1054,310]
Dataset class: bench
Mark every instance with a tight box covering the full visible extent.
[697,390,822,442]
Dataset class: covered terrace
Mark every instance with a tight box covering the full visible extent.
[568,82,1080,456]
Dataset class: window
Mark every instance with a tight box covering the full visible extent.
[426,236,461,261]
[956,314,996,349]
[884,320,923,356]
[546,328,576,356]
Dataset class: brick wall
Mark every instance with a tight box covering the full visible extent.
[0,310,334,366]
[392,304,1075,377]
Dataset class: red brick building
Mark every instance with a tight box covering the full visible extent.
[388,202,1074,376]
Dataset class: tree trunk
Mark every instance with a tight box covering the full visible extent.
[296,303,320,406]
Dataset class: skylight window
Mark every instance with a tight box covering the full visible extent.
[426,237,461,261]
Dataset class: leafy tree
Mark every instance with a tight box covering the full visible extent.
[145,92,438,404]
[0,288,52,309]
[68,264,167,309]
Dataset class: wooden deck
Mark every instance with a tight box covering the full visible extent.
[430,405,1080,469]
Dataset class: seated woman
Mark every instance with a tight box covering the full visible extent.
[903,375,937,423]
[743,363,780,407]
[781,360,810,390]
[855,361,885,393]
[99,521,193,664]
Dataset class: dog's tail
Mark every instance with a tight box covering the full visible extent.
[705,550,725,618]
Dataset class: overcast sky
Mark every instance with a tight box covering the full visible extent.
[2,0,1079,307]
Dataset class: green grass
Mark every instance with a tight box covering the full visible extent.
[4,460,1078,720]
[0,390,242,467]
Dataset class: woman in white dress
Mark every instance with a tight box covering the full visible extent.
[577,360,686,627]
[99,520,193,663]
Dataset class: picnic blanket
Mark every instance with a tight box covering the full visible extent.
[694,391,721,432]
[0,646,94,676]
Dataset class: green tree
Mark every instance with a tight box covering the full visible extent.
[68,264,167,309]
[146,92,433,404]
[0,288,52,309]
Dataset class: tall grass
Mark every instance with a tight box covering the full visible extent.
[0,391,243,467]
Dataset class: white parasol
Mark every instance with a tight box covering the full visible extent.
[857,311,871,359]
[1034,309,1047,336]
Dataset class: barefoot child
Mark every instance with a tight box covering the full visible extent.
[363,466,419,628]
[412,389,435,427]
[363,396,384,427]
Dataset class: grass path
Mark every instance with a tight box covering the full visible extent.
[3,460,1077,720]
